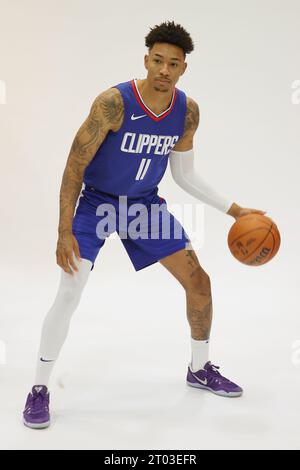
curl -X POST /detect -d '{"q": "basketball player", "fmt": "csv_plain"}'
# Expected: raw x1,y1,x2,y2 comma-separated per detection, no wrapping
23,21,266,429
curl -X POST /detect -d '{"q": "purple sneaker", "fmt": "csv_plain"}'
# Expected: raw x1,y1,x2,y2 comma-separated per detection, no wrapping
187,361,243,397
23,385,50,429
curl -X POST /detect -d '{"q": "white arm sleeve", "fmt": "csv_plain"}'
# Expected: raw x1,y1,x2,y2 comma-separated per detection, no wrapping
169,148,233,214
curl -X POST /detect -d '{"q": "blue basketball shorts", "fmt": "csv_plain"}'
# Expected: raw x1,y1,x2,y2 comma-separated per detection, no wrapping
72,185,190,271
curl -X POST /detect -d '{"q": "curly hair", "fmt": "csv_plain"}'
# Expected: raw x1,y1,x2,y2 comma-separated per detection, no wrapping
145,21,194,57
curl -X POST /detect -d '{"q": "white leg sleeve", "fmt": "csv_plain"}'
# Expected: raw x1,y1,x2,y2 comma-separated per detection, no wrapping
35,258,93,387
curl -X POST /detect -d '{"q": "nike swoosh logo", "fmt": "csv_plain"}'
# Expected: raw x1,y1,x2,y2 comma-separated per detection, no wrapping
40,357,54,363
131,114,147,120
192,373,208,385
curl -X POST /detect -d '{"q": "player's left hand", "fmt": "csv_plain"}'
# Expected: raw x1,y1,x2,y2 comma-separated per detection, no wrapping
233,207,267,221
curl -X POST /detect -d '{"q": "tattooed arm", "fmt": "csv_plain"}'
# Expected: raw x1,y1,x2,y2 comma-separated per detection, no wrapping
172,96,200,152
57,88,124,274
170,97,266,217
169,98,235,215
169,96,235,214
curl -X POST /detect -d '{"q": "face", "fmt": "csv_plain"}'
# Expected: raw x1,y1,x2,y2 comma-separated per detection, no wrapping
144,42,187,92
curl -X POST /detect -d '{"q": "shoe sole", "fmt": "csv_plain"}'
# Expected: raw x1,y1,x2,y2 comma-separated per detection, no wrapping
23,419,50,429
187,381,243,397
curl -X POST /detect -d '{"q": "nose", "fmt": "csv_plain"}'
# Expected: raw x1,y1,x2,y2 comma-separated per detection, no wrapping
159,63,169,76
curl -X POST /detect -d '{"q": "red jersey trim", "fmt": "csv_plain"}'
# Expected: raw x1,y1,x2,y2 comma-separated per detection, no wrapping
130,79,177,122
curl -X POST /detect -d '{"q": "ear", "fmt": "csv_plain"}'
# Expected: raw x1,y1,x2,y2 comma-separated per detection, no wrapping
144,54,149,70
181,62,188,76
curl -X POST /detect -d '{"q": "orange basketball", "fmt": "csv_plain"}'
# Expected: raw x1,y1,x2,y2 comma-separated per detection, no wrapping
227,214,281,266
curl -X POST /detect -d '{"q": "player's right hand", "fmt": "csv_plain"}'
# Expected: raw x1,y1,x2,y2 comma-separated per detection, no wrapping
56,231,81,275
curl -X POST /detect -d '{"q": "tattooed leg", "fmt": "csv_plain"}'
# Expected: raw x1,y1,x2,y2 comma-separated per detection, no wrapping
186,272,212,340
159,247,213,340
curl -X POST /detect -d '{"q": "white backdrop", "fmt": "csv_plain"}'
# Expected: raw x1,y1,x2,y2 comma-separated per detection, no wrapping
0,0,299,450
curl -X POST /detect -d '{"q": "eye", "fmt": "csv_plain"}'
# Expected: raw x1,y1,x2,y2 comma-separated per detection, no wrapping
154,59,161,63
171,63,178,67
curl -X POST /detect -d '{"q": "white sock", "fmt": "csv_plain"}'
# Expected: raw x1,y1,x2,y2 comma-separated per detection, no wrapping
34,258,93,388
191,338,209,372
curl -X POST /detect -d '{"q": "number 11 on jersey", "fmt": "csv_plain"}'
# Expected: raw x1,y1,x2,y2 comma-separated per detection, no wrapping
135,158,152,180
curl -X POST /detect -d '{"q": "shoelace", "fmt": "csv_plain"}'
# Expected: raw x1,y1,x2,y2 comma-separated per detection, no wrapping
26,392,48,413
209,364,220,374
207,364,231,383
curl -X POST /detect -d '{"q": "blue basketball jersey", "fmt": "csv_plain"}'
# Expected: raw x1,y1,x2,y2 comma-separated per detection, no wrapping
83,78,187,198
